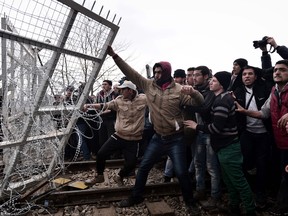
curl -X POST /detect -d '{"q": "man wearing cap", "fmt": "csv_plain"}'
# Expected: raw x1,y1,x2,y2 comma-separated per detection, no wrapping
107,46,203,215
184,71,255,215
173,69,187,85
83,80,147,186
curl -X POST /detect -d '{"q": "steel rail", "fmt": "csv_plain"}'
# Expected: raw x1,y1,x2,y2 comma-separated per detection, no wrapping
36,182,182,207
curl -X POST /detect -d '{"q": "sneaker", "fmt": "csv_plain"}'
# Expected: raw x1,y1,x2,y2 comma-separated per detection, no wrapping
268,205,288,216
85,174,104,186
201,197,221,210
119,196,144,207
113,175,124,186
193,189,206,201
186,204,201,216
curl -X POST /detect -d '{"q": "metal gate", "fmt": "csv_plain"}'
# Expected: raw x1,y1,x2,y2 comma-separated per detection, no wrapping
0,0,119,212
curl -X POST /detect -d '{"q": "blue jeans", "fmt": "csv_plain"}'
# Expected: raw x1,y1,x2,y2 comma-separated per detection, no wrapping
164,157,174,178
195,132,221,198
131,133,194,204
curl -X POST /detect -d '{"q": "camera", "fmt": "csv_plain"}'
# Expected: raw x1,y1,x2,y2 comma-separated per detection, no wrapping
253,36,269,49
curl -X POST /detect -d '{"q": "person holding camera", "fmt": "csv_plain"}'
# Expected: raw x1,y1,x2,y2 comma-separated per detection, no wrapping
257,36,288,87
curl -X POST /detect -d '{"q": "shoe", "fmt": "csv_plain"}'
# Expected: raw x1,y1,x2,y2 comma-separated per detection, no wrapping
255,200,267,210
85,174,104,186
201,197,221,210
245,212,256,216
113,175,124,186
164,176,171,183
268,205,288,216
193,189,206,201
128,170,136,178
186,204,201,216
119,196,144,207
255,194,267,210
247,168,257,175
91,153,97,160
229,205,241,216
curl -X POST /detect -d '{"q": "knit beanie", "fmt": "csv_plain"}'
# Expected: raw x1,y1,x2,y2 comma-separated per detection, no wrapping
234,58,248,68
214,71,231,91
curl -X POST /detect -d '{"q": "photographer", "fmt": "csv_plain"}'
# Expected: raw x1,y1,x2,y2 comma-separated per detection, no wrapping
258,37,288,87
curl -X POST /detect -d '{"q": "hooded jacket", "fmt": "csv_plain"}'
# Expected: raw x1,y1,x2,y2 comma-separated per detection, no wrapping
112,56,204,136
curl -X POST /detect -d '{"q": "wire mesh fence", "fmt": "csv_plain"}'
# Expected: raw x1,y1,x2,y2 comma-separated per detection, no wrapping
0,0,119,214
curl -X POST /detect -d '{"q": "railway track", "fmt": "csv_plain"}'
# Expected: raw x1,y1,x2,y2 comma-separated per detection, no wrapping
20,159,273,215
34,158,182,206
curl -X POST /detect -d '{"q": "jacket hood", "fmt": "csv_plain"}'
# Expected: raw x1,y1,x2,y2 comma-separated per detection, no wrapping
153,61,172,86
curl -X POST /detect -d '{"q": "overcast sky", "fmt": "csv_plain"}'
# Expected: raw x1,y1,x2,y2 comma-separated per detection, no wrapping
79,0,286,76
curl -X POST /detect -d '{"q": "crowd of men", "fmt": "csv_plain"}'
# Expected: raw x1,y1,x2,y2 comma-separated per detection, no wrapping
54,36,288,216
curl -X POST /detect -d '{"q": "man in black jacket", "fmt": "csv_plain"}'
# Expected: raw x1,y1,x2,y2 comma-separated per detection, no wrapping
233,65,273,209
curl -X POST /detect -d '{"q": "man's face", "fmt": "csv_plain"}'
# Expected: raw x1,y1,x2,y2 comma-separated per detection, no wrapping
209,76,222,92
273,64,288,84
154,67,162,81
232,62,241,75
186,70,194,86
193,70,206,86
102,82,111,91
174,77,186,85
242,69,257,87
120,87,132,99
65,90,73,98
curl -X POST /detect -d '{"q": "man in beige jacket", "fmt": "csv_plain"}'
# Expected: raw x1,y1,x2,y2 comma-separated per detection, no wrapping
84,80,147,186
107,46,204,215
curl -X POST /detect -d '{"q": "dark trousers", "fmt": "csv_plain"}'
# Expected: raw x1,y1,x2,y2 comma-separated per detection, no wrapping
98,119,115,148
131,133,195,205
96,134,139,178
277,149,288,209
240,130,270,199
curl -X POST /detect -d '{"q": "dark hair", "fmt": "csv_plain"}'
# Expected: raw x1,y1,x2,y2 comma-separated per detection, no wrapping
275,59,288,67
187,67,195,71
118,76,129,85
102,80,112,86
194,66,210,76
242,65,263,78
66,85,75,91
